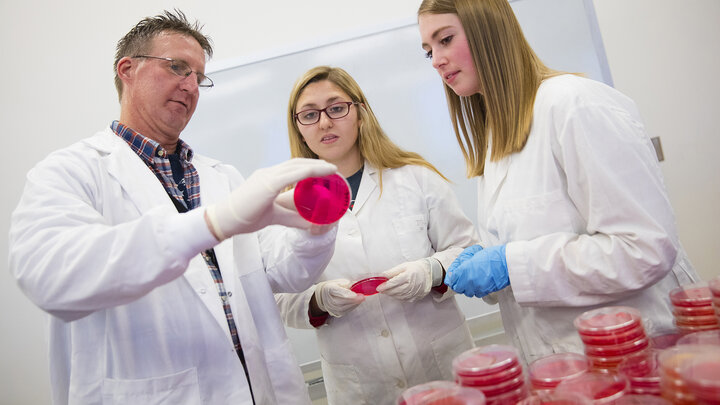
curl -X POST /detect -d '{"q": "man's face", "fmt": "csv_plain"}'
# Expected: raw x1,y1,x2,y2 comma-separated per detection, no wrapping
120,32,206,142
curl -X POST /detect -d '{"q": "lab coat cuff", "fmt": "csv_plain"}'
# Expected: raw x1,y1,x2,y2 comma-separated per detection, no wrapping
505,241,536,303
166,208,219,261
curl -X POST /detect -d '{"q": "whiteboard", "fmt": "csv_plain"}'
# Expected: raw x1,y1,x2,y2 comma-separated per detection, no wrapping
183,0,612,365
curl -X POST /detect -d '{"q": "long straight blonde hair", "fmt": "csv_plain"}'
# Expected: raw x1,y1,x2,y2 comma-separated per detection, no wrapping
418,0,564,177
287,66,449,190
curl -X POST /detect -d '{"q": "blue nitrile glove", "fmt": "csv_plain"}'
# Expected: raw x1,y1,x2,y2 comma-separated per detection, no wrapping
445,245,509,298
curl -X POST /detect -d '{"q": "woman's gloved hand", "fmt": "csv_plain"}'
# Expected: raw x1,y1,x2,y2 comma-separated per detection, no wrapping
314,279,365,318
205,158,337,240
445,245,510,298
377,258,443,302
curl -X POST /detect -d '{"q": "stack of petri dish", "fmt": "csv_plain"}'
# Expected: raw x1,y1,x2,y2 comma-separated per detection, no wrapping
527,352,590,393
574,306,650,371
657,344,716,404
710,275,720,324
669,282,720,334
452,345,528,404
677,348,720,405
617,349,662,396
554,372,629,404
397,381,487,405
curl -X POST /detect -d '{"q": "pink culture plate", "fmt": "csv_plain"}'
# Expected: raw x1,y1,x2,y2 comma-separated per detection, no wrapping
293,173,351,224
350,277,388,296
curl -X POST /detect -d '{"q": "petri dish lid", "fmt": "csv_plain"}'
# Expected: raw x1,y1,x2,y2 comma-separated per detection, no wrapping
617,349,661,386
350,276,388,296
672,304,716,316
293,173,351,224
528,352,591,389
657,344,718,380
452,345,520,378
555,372,628,404
669,282,713,307
673,313,719,326
676,329,720,346
397,380,487,405
574,306,642,336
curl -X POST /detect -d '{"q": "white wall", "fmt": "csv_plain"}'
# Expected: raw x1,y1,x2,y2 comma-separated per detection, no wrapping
1,1,717,403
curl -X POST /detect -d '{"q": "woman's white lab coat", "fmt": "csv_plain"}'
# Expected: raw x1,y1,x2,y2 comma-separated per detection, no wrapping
276,163,479,405
478,75,698,364
9,128,335,404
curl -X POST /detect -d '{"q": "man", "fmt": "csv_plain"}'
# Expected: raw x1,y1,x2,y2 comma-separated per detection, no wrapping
9,10,338,404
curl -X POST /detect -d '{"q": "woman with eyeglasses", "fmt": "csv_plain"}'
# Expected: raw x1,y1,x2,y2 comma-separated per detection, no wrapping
418,0,699,364
274,66,479,404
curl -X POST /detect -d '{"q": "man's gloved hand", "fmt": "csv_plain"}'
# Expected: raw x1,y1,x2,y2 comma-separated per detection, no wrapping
445,245,510,298
205,158,337,240
314,279,365,318
377,258,443,302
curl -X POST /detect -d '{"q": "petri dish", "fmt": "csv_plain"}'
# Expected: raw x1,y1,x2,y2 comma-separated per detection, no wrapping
672,304,716,317
456,364,523,387
673,313,719,327
574,306,642,336
517,391,592,405
528,352,590,390
676,329,720,346
669,282,713,307
397,381,487,405
617,349,661,390
555,372,629,404
677,349,720,403
459,375,525,397
578,323,646,346
453,345,520,378
293,173,351,224
583,336,650,357
350,276,388,296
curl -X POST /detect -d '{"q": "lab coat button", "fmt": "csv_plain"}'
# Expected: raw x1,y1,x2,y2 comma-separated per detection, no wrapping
227,291,233,297
380,329,389,337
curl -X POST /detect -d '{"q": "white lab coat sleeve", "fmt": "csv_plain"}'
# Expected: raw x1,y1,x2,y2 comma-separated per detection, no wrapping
509,100,678,306
258,225,337,293
275,288,317,329
9,150,219,322
413,167,480,301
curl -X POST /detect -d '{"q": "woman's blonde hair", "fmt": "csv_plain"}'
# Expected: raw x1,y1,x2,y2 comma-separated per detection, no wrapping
418,0,564,176
287,66,449,190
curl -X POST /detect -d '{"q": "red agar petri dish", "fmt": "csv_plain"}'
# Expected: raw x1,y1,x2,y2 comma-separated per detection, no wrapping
294,173,351,224
574,306,642,336
578,324,646,346
673,304,716,316
555,372,629,404
678,350,720,403
528,352,591,390
350,276,388,296
617,350,661,389
669,283,713,307
584,336,650,357
453,345,520,378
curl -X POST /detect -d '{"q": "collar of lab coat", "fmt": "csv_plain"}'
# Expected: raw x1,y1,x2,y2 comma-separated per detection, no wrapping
84,127,238,346
351,161,377,214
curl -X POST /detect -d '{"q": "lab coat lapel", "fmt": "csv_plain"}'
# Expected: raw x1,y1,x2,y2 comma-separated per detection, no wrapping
481,142,512,210
351,162,377,214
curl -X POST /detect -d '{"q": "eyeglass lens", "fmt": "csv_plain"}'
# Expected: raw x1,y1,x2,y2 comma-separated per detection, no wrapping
296,102,352,125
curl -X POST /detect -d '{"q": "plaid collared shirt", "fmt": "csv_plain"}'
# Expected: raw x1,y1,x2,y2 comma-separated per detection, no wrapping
111,121,245,359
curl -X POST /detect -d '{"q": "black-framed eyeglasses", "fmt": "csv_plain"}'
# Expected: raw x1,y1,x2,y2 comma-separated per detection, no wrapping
132,55,214,88
294,101,359,125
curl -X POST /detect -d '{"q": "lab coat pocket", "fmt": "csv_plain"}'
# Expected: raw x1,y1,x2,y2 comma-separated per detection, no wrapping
102,367,201,405
430,322,474,380
321,359,367,405
392,215,430,260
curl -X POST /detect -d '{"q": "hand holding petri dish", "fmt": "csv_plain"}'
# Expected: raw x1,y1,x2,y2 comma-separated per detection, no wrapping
294,173,351,225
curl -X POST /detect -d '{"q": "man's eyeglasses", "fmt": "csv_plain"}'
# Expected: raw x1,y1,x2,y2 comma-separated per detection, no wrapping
294,101,360,125
132,55,214,88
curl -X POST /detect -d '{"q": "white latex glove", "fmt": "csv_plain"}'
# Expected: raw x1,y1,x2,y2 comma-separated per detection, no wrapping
377,257,444,302
205,158,337,240
315,279,365,318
